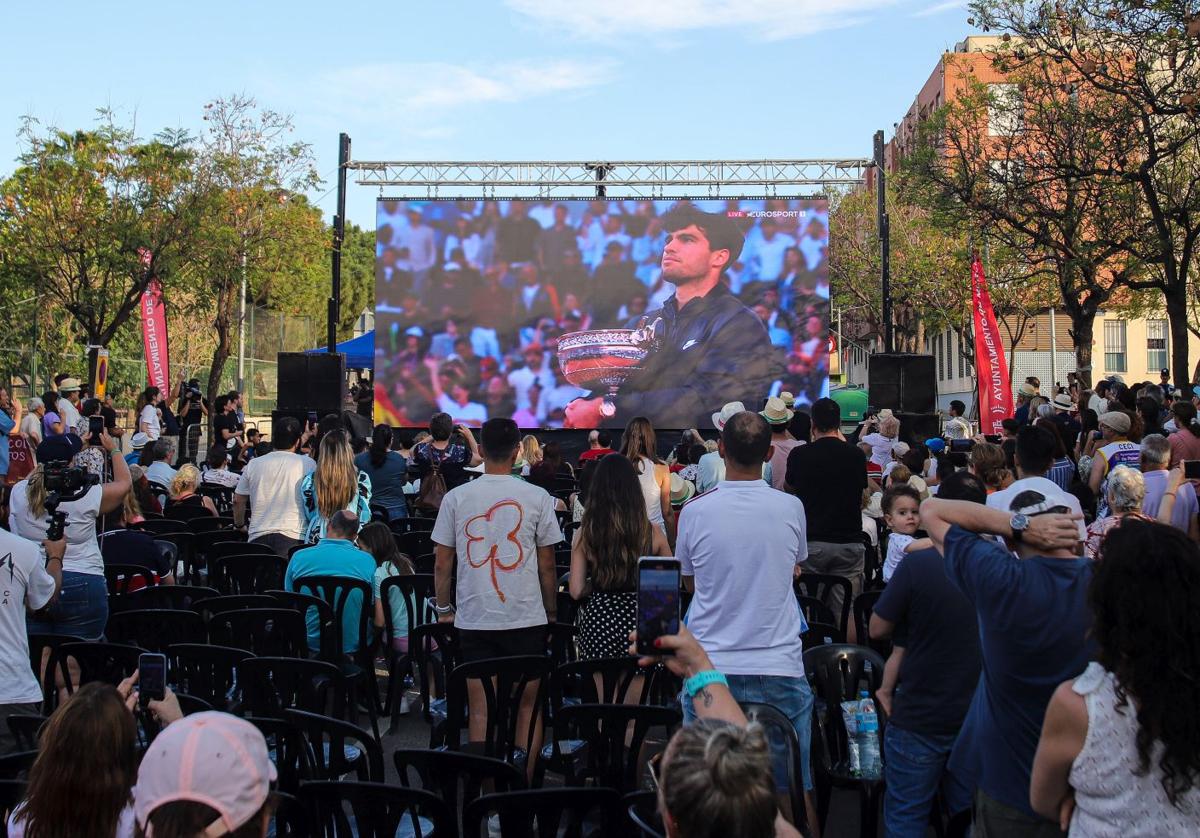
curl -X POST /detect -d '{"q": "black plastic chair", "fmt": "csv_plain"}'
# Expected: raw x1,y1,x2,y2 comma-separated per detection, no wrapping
444,655,552,769
44,642,146,711
394,529,434,559
265,590,337,662
410,622,461,747
271,790,310,838
802,621,847,647
393,749,526,836
624,790,666,838
153,532,200,584
0,751,35,781
553,656,657,715
244,715,313,795
114,584,219,612
208,539,276,564
378,574,435,731
167,643,251,712
27,633,84,694
106,608,205,653
288,574,379,739
192,529,245,569
174,693,215,715
285,709,383,782
209,608,310,658
412,553,436,575
191,593,280,621
197,485,235,516
303,779,453,838
539,703,680,792
239,657,345,719
5,714,46,752
743,701,811,833
464,787,621,838
210,554,287,595
164,502,217,525
853,590,891,658
104,563,159,597
187,515,235,534
804,643,887,838
796,573,853,638
401,516,435,533
133,517,186,537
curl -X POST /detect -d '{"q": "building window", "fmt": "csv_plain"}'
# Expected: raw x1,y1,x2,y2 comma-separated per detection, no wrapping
1104,319,1127,373
988,83,1022,136
936,335,944,381
958,329,967,378
1147,319,1168,373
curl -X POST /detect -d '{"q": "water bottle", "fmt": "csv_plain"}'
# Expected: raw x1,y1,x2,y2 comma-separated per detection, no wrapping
856,690,881,780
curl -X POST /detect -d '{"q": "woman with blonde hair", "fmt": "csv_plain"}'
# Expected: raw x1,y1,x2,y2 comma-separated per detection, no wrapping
619,416,673,538
299,429,372,543
519,434,542,475
164,464,218,520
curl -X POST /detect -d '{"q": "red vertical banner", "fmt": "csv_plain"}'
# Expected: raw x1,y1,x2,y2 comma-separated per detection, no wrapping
139,247,171,392
971,255,1013,434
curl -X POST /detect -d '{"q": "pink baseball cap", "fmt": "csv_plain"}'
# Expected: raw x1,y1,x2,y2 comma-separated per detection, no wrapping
134,712,277,836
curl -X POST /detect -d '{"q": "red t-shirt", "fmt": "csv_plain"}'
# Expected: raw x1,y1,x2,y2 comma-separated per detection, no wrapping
578,447,615,464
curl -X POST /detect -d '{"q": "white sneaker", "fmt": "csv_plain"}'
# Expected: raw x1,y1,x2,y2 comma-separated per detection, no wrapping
487,814,503,838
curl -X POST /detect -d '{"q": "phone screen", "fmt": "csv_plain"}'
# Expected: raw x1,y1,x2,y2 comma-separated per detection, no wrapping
1185,460,1200,481
950,438,975,454
637,559,681,656
88,416,105,445
306,411,319,425
138,653,167,706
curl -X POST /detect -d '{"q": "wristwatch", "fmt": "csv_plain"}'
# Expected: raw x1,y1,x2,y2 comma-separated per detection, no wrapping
1010,512,1030,543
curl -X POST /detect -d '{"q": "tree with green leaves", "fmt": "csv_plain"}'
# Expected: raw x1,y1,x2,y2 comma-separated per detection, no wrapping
970,0,1200,386
0,111,202,384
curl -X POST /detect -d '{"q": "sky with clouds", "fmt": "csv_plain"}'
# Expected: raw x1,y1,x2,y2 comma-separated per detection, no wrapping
1,0,976,227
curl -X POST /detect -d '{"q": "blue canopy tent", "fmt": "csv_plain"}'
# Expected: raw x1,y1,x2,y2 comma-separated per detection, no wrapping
306,330,374,369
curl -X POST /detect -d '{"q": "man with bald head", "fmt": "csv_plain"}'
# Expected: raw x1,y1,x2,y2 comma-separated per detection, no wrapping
675,409,818,833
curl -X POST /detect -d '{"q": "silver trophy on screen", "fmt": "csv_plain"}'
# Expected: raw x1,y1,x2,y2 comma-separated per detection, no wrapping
558,317,663,418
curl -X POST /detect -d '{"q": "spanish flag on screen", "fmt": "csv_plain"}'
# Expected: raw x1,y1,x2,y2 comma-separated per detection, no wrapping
374,388,405,427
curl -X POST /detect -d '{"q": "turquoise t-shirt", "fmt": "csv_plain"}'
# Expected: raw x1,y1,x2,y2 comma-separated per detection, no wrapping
284,539,376,655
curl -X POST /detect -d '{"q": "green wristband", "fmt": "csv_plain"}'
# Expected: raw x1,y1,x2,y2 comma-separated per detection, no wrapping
684,670,728,698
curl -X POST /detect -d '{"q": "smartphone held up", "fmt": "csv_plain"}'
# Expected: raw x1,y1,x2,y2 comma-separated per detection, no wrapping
636,557,681,656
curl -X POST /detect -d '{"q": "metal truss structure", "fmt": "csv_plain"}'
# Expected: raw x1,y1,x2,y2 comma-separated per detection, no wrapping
346,158,871,198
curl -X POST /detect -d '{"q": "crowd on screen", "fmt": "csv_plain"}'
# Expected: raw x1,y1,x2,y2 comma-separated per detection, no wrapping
373,199,831,427
0,365,1198,837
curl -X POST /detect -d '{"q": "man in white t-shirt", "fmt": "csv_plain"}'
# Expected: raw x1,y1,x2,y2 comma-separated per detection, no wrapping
0,527,64,753
944,400,971,440
987,425,1088,544
677,410,816,826
432,417,561,769
233,417,316,557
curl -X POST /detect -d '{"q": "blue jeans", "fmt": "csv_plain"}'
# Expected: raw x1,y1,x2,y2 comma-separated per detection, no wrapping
26,571,108,640
883,725,971,838
682,673,814,792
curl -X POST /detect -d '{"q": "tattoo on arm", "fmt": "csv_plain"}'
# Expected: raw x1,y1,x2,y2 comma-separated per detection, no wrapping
698,687,713,708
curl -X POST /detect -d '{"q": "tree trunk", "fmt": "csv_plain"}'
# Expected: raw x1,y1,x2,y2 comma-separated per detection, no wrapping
1070,311,1095,392
1164,283,1191,388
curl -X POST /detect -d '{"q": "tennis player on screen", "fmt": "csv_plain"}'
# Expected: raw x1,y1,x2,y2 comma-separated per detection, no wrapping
565,202,773,430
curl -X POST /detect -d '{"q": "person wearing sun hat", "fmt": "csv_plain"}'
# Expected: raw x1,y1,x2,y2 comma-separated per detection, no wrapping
54,377,83,431
1087,410,1141,515
779,391,796,410
762,396,802,491
697,401,771,493
126,432,150,466
669,472,696,509
133,711,277,837
1014,381,1040,426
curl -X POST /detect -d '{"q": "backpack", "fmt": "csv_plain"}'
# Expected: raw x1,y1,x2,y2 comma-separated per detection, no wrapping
415,446,448,512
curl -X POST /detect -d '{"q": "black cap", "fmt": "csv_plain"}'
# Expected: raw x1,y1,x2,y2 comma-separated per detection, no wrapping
36,433,83,464
1161,368,1170,376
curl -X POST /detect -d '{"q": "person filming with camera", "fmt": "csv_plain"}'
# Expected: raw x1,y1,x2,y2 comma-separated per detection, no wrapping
8,432,131,641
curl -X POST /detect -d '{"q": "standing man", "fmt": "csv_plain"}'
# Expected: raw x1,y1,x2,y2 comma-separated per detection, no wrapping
565,202,773,430
0,526,65,754
762,396,801,492
921,487,1093,836
785,398,868,632
432,418,561,776
676,410,819,838
19,397,43,446
577,430,614,465
944,400,971,440
398,208,437,295
55,377,83,431
233,417,316,557
1139,434,1200,540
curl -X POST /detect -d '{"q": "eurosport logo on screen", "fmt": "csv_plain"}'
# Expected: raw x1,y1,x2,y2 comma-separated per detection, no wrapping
373,198,830,429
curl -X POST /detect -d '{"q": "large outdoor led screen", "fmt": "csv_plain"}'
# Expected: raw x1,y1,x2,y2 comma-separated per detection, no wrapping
374,198,830,430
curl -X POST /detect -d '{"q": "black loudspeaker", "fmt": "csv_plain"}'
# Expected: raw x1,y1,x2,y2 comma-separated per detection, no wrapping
277,353,309,411
276,352,345,416
897,413,942,446
869,353,936,414
307,353,345,417
342,410,373,444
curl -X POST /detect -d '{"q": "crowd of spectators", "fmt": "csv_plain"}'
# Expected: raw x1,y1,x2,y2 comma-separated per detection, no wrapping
0,364,1199,837
374,199,832,428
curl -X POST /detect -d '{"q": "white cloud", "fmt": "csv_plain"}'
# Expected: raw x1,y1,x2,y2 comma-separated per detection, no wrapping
306,59,616,128
913,0,966,17
506,0,900,41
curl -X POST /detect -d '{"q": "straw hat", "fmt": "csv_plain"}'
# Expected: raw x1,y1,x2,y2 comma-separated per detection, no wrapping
760,397,794,426
670,473,696,506
711,401,746,431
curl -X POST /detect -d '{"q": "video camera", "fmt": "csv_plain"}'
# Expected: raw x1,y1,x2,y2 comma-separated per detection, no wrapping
181,378,202,401
42,460,99,541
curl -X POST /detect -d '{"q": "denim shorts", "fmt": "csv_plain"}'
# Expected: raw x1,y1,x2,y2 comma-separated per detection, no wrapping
26,571,108,641
682,673,814,792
